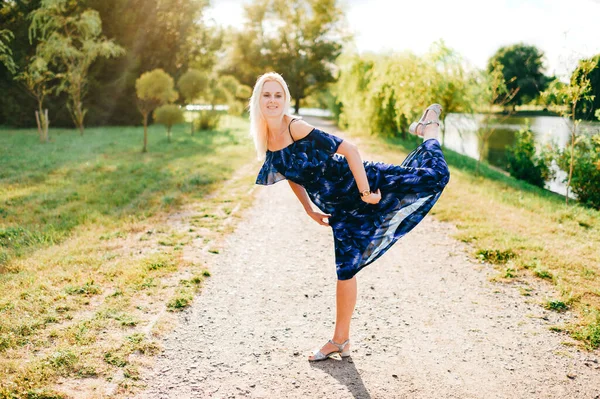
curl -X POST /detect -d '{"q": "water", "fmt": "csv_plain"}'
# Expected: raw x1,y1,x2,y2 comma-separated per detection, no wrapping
442,114,600,196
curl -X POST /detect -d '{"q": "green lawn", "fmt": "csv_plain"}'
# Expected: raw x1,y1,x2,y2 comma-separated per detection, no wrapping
0,117,257,397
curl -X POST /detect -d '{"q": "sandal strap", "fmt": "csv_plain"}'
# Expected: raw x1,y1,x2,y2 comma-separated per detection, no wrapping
421,120,440,127
328,339,350,351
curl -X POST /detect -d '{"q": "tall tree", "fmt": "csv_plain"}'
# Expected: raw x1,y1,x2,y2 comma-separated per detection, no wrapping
83,0,220,126
543,58,598,204
574,54,600,120
0,0,45,127
29,0,125,135
0,29,17,74
223,0,349,114
474,62,519,174
488,43,550,109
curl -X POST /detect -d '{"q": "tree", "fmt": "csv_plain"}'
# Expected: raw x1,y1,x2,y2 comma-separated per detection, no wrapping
154,104,185,142
177,69,209,135
223,0,348,114
488,43,550,109
82,0,220,126
136,69,178,153
0,29,17,74
542,58,598,204
29,0,125,135
427,40,475,146
15,56,55,142
473,62,519,174
574,54,600,120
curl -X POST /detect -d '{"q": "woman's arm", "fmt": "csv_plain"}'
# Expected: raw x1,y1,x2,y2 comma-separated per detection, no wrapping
336,141,381,204
288,180,331,226
288,180,313,213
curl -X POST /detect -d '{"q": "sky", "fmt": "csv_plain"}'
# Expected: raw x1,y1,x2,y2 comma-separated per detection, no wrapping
205,0,600,79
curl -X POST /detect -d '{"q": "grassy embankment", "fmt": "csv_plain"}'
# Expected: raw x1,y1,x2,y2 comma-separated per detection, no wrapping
0,116,257,397
353,130,600,350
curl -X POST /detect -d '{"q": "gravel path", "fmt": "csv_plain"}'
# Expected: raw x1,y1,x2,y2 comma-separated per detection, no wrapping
136,119,600,399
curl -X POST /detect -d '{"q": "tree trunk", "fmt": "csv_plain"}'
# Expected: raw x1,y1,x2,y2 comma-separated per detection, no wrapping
35,110,43,142
142,113,148,153
44,109,49,142
294,98,300,115
167,126,171,142
566,126,575,204
76,100,84,136
190,120,194,136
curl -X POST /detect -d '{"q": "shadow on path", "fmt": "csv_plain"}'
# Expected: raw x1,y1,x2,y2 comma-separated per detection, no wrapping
310,356,372,399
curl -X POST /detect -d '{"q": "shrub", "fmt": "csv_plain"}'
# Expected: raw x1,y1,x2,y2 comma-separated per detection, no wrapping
153,104,185,142
195,110,221,131
556,134,600,209
506,125,554,187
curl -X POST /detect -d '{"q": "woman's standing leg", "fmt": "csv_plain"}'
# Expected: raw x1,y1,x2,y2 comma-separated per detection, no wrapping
308,276,356,360
333,276,357,344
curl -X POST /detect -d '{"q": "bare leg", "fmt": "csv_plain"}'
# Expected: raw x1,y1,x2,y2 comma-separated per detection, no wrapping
420,109,440,141
308,276,356,360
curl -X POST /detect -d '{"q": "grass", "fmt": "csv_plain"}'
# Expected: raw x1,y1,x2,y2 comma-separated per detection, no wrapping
0,116,258,398
349,129,600,349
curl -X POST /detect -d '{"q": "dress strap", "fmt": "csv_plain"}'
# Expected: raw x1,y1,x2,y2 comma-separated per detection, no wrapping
288,118,299,142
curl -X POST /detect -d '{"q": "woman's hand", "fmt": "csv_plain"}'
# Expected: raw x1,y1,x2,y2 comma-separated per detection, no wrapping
307,210,331,226
361,188,382,204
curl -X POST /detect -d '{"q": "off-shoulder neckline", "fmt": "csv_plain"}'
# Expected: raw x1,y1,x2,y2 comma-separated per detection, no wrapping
266,128,316,153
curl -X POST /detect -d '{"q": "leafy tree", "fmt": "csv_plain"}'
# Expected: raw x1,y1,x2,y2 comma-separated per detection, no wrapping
488,43,550,109
427,40,475,145
473,62,519,173
177,68,209,135
542,58,598,204
224,0,348,114
87,0,220,126
15,56,56,142
0,29,17,74
154,104,185,142
29,0,125,135
573,54,600,120
0,0,48,128
136,69,178,152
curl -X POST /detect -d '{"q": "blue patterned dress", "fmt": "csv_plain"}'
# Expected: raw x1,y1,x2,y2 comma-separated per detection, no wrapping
256,127,450,280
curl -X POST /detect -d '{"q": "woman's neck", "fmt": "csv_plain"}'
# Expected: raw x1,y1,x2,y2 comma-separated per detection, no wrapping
266,115,287,139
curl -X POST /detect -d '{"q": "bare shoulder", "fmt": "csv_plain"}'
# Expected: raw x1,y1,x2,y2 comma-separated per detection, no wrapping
288,118,315,141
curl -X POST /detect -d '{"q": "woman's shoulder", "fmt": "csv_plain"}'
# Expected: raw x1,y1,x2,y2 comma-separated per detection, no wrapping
288,116,315,141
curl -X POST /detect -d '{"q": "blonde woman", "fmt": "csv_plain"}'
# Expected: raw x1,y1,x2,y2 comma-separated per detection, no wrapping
252,72,449,361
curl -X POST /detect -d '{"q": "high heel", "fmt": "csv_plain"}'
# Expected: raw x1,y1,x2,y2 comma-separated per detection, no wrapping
409,103,442,137
308,339,350,362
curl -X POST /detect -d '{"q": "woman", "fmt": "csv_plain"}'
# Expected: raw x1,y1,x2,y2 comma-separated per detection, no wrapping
251,72,449,361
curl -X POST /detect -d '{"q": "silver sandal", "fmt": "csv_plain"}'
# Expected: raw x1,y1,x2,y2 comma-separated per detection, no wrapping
409,103,443,137
308,339,351,362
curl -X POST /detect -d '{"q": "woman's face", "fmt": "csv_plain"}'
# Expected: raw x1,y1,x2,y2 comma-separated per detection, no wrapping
260,80,285,118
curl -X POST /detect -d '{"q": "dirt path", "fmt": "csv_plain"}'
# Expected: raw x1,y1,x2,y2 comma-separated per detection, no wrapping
135,118,600,398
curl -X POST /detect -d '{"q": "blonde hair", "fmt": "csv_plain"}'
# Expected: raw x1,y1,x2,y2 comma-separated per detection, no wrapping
249,72,294,160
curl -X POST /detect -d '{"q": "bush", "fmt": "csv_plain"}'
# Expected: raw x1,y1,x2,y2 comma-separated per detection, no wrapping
506,126,554,187
153,104,185,142
556,134,600,209
194,110,221,131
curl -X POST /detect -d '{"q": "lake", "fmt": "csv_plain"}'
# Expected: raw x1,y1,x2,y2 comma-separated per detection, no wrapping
442,114,600,195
